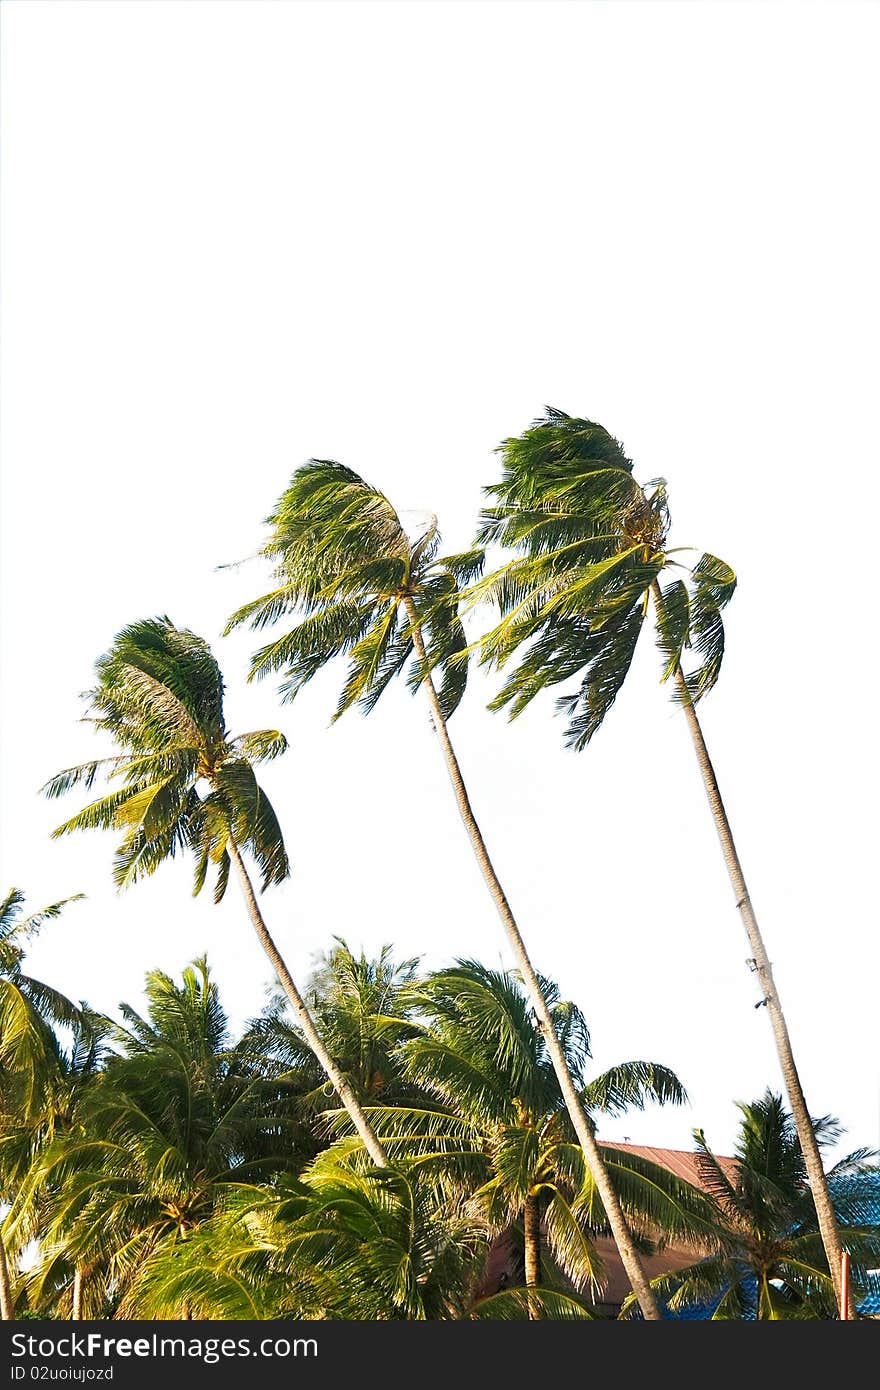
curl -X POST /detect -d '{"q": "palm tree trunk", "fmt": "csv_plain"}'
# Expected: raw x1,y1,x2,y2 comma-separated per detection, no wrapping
0,1230,13,1320
226,836,391,1168
404,601,662,1320
523,1191,542,1320
669,657,852,1317
71,1265,83,1320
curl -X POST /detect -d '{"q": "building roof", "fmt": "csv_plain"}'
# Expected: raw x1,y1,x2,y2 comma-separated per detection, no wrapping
598,1140,737,1189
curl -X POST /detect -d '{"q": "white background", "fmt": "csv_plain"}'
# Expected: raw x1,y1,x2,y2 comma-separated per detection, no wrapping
1,0,878,1163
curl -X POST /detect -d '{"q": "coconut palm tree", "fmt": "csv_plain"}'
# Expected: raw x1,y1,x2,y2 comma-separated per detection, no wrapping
0,888,90,1319
354,960,716,1316
42,617,389,1166
27,957,309,1316
247,939,425,1125
620,1091,880,1319
472,405,854,1312
226,461,665,1318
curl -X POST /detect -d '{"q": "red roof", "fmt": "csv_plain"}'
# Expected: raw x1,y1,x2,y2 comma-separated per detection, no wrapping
592,1142,737,1310
598,1140,737,1187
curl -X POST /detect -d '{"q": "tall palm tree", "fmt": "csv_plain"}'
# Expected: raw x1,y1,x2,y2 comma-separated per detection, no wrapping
358,960,715,1316
0,888,88,1320
27,957,308,1317
42,617,389,1166
226,461,665,1318
620,1091,880,1319
472,406,853,1312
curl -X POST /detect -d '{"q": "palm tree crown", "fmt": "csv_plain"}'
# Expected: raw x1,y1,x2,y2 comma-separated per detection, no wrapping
225,460,482,720
474,407,736,747
42,617,289,902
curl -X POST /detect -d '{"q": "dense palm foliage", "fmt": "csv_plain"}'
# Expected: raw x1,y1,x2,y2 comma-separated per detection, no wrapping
250,940,424,1114
0,889,97,1319
620,1092,880,1320
3,933,875,1321
24,959,306,1318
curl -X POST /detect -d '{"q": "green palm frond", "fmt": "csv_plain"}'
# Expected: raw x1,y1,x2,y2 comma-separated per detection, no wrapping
542,1188,607,1292
492,1127,540,1202
468,1285,600,1319
247,599,375,690
232,730,288,763
653,576,691,682
680,553,737,701
550,606,646,750
582,1062,688,1117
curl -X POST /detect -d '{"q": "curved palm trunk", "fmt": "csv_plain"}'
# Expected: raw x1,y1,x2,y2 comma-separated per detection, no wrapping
405,602,662,1320
71,1265,83,1320
0,1231,13,1320
225,837,390,1168
523,1192,542,1320
670,659,852,1317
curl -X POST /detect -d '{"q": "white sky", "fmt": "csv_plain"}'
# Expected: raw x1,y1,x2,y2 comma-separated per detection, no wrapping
1,0,878,1166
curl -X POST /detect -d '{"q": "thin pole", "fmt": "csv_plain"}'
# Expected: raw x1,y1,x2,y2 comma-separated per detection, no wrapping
840,1251,850,1320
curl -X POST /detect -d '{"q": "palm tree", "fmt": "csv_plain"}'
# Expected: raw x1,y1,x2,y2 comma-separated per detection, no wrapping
620,1091,880,1319
473,406,854,1314
226,461,665,1317
248,940,425,1122
364,960,715,1316
0,888,89,1319
42,617,389,1166
27,957,309,1316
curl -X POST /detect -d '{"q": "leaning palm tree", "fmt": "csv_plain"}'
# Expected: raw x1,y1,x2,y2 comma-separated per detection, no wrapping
472,406,852,1312
620,1091,880,1319
0,888,88,1320
42,617,389,1166
226,462,665,1318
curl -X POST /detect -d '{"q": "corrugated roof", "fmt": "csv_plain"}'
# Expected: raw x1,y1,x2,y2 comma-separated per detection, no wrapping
598,1140,737,1189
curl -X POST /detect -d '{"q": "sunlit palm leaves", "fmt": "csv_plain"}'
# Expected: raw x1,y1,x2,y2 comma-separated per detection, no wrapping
42,618,290,902
126,1149,602,1320
26,959,310,1316
0,890,103,1317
